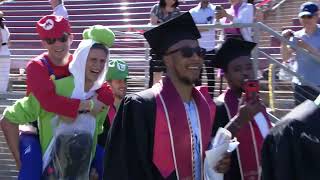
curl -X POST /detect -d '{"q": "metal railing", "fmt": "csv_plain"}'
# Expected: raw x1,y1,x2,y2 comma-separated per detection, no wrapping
255,0,287,12
8,22,319,120
107,22,320,121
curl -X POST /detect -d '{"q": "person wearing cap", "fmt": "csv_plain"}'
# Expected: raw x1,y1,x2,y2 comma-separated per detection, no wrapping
211,38,272,180
0,17,114,179
281,2,320,105
1,26,113,179
148,0,181,88
104,13,263,180
262,94,320,180
106,59,129,114
92,59,129,180
0,10,11,92
49,0,68,19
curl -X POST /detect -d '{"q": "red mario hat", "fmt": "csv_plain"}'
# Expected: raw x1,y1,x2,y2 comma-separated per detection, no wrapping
36,15,71,39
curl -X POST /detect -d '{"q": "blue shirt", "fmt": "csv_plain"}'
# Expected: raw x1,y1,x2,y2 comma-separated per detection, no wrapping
293,25,320,85
189,3,216,51
184,100,201,180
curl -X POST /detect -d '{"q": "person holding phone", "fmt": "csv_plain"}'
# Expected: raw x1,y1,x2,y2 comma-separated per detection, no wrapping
190,0,217,98
215,0,254,41
211,38,272,180
103,13,265,180
281,2,320,105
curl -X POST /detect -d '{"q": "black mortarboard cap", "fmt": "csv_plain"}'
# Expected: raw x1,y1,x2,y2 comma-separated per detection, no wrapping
213,38,257,70
143,12,201,56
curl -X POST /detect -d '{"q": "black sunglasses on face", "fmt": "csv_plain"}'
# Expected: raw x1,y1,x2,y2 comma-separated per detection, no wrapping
44,33,69,45
301,15,314,19
165,46,207,58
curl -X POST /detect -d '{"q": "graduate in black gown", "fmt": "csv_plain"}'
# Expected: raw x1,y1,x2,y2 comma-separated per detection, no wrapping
103,13,262,180
262,95,320,180
211,38,272,180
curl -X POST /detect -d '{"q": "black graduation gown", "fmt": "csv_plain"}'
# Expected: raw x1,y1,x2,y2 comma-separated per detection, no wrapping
97,114,111,147
212,100,241,180
262,100,320,180
103,89,178,180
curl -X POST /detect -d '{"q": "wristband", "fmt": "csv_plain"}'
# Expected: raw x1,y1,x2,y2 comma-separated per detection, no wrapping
89,99,94,111
78,110,90,114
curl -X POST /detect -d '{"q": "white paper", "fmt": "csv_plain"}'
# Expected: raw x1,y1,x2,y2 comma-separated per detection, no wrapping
254,112,269,138
204,128,239,180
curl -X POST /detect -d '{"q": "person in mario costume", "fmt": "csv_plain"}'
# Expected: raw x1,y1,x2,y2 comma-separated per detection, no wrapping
0,15,114,180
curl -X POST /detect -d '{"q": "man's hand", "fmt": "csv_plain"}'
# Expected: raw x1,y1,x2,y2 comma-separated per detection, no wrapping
226,97,264,136
281,29,294,39
90,94,106,117
215,8,227,20
150,15,159,25
0,118,20,170
215,153,231,173
15,159,21,170
238,98,264,125
296,38,311,50
89,168,99,180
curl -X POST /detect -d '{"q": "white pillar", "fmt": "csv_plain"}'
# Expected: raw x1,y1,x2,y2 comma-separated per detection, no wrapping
0,55,11,92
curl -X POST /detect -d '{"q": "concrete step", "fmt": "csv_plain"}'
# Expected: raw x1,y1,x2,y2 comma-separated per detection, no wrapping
0,169,18,178
0,93,24,100
0,164,17,172
0,147,11,154
0,153,15,163
0,175,18,180
270,108,291,119
274,98,295,109
0,158,16,165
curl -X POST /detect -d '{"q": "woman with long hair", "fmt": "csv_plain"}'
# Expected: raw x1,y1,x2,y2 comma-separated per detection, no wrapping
150,0,180,25
149,0,181,87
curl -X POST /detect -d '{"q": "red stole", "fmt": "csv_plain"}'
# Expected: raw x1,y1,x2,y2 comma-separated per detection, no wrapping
152,78,215,179
107,105,116,125
220,89,272,180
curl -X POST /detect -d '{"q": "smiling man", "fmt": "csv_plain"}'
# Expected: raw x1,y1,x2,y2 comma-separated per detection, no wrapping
104,13,263,180
94,59,129,179
1,30,113,179
212,38,271,180
0,16,114,180
281,2,320,105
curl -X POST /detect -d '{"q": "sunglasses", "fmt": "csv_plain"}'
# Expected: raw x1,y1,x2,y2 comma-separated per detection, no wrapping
44,33,69,45
165,46,206,58
301,15,314,19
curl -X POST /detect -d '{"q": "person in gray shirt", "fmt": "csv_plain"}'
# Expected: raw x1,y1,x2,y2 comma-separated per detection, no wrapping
281,2,320,105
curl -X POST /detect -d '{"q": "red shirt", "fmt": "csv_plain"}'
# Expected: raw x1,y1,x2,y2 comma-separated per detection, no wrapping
26,53,114,119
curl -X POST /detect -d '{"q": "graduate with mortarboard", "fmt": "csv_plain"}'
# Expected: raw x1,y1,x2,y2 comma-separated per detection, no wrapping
103,13,264,180
103,12,232,180
212,38,272,180
262,95,320,180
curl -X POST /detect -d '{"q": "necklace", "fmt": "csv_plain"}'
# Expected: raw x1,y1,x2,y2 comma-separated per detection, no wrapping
185,101,197,180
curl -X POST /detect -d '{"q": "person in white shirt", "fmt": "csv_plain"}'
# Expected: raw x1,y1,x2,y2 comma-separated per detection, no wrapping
190,0,216,97
49,0,69,19
0,11,11,92
216,0,254,42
